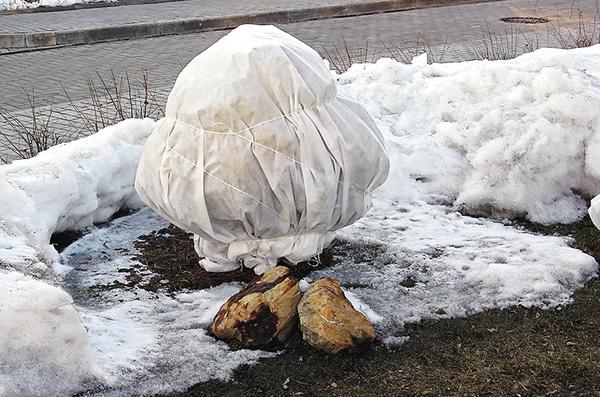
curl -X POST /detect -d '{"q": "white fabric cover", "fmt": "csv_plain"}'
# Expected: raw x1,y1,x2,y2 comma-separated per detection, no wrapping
135,25,389,274
589,195,600,229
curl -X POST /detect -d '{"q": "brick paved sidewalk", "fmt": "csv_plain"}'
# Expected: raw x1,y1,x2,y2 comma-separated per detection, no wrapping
0,0,597,156
1,0,595,107
0,0,419,34
2,0,593,35
1,0,513,51
0,0,596,162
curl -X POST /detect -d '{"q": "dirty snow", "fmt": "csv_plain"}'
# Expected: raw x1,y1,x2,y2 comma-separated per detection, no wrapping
339,46,600,224
304,204,596,335
0,119,155,397
60,209,273,396
313,44,600,335
0,0,111,11
1,46,600,396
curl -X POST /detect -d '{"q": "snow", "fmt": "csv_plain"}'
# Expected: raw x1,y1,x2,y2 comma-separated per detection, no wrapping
60,209,274,396
590,194,600,229
307,45,600,333
0,119,155,397
1,45,600,396
1,118,154,277
339,45,600,224
344,289,384,324
0,272,100,397
0,0,112,11
303,206,597,333
381,336,410,349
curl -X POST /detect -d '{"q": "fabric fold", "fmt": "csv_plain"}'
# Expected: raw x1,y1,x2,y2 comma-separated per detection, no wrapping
135,25,389,274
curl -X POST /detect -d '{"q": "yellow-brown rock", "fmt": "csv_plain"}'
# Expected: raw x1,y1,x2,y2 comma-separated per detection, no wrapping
298,277,375,353
209,266,300,347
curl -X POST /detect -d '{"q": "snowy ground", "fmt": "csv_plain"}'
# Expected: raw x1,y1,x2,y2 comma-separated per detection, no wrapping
1,45,600,396
0,0,111,11
55,197,596,395
60,209,271,396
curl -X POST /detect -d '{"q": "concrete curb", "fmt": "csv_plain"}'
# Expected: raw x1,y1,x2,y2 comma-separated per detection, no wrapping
0,0,503,51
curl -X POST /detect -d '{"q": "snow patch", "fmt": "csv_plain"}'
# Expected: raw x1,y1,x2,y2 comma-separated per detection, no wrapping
0,0,112,11
339,45,600,224
343,288,384,324
60,209,274,396
295,45,600,337
0,119,155,397
382,336,410,349
0,272,100,397
303,202,597,334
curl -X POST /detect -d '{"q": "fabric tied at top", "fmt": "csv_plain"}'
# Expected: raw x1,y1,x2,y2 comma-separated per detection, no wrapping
135,25,390,274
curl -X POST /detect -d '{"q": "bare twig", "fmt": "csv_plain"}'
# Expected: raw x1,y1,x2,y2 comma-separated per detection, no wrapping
0,70,164,163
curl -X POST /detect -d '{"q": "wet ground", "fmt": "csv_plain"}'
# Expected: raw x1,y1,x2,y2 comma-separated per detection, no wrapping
52,210,600,396
173,219,600,397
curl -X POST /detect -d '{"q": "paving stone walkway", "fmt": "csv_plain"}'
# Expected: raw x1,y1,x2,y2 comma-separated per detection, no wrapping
0,0,395,33
2,0,595,110
0,0,597,162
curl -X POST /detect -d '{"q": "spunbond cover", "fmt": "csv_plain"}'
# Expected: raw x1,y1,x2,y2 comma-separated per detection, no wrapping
135,25,389,274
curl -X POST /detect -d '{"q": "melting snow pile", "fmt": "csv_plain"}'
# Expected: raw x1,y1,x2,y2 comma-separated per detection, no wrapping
60,209,272,397
325,44,600,335
0,119,154,396
1,42,600,397
339,46,600,224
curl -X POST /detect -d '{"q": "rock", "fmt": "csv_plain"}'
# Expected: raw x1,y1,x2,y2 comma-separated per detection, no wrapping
209,266,300,347
298,277,375,353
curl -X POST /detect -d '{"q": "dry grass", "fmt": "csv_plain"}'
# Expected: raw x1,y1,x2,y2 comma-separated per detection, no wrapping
62,70,163,133
465,25,543,61
318,35,450,74
0,70,163,163
381,34,451,64
551,11,600,49
318,40,380,74
0,89,83,162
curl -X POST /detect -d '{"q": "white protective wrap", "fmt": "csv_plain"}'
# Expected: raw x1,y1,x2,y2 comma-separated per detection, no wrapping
589,195,600,229
135,25,389,274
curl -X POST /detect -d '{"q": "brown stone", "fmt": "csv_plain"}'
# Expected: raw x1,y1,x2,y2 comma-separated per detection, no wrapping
209,266,300,347
298,277,376,353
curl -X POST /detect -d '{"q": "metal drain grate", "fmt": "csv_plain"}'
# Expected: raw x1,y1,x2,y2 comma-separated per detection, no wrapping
499,16,550,24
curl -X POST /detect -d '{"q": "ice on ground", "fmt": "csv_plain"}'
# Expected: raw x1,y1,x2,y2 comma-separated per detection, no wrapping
339,45,600,224
303,202,597,334
0,119,155,397
0,0,111,11
60,209,273,396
